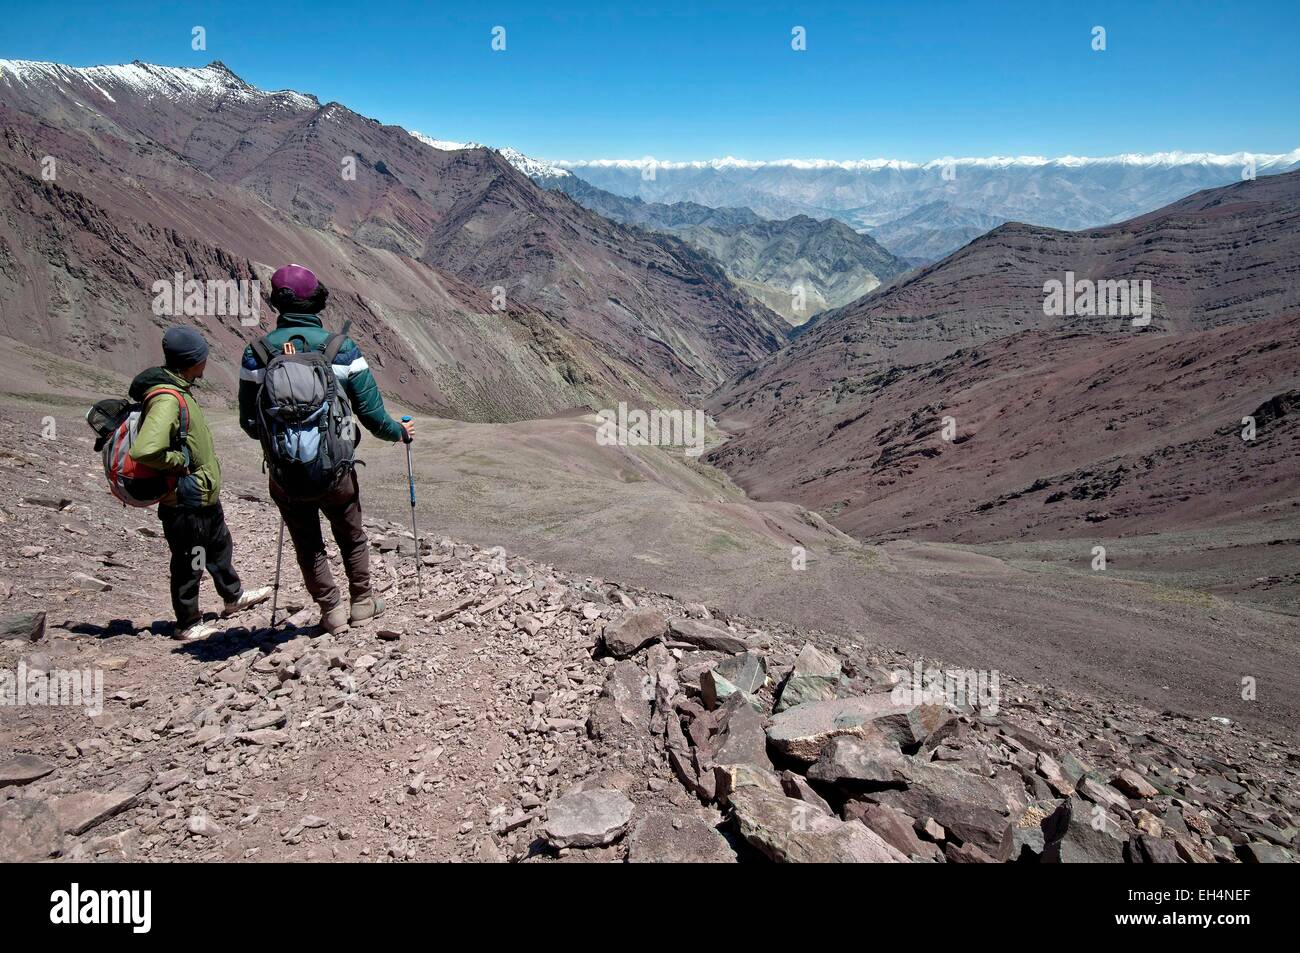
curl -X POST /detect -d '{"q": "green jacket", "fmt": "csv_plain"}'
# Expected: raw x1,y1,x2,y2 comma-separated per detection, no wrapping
126,367,222,508
238,312,403,443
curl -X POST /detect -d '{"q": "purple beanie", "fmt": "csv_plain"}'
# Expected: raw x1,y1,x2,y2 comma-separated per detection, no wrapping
270,264,319,299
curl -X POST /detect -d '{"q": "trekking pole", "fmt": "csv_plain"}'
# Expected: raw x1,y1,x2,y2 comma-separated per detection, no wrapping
270,516,285,627
402,416,422,599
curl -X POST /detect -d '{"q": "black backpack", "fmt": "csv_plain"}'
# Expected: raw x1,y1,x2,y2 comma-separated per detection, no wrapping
251,322,358,498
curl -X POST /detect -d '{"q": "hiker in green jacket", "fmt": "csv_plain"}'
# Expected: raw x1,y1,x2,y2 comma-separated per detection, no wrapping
130,327,271,640
239,264,414,634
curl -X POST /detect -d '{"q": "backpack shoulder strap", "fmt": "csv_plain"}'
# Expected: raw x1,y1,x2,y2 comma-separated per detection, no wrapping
144,387,190,448
321,320,353,365
250,335,275,368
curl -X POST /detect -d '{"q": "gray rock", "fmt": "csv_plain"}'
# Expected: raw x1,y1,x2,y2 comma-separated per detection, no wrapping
1242,841,1297,863
0,611,46,642
844,801,943,861
780,770,835,816
51,774,151,835
712,692,772,771
0,753,56,787
871,763,1016,859
602,609,667,658
667,618,749,654
704,651,766,706
767,694,946,763
1112,768,1159,799
542,788,634,849
713,761,785,806
775,642,842,712
1129,834,1181,863
1041,796,1127,863
187,814,222,837
0,798,64,861
729,784,909,862
1078,775,1131,813
587,660,651,740
1035,753,1076,796
627,811,738,863
1007,799,1058,859
807,735,909,786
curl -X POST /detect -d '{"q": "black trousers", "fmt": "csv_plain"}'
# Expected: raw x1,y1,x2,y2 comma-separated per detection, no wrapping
158,503,243,628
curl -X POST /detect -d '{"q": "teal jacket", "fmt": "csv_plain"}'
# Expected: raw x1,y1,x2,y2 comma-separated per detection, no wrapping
239,312,404,443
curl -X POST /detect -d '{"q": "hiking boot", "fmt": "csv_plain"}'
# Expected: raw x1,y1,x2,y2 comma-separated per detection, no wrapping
321,604,350,634
221,586,273,618
349,594,386,624
176,621,219,642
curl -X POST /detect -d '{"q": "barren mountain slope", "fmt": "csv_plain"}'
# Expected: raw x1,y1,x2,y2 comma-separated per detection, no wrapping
710,314,1300,549
0,59,784,415
707,172,1300,547
538,174,910,324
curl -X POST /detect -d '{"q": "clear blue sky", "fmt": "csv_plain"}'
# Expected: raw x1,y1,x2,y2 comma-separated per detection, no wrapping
2,0,1296,161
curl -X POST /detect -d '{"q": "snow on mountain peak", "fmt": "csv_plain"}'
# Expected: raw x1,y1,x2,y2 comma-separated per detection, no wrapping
495,147,571,179
553,149,1300,173
409,131,487,152
408,132,571,179
0,58,318,109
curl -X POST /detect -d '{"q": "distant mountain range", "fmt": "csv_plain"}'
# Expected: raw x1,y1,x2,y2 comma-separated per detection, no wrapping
865,201,1008,265
0,59,786,420
707,170,1300,543
416,138,910,324
555,150,1300,261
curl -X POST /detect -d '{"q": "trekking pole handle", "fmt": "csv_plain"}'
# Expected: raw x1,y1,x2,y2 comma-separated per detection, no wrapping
402,417,416,506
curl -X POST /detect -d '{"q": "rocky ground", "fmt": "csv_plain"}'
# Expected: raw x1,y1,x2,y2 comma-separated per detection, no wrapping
1,414,1298,863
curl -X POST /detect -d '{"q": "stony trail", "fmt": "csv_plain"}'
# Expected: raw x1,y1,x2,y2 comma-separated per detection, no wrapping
1,416,1298,863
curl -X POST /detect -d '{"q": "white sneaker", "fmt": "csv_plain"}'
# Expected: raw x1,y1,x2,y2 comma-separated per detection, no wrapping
222,586,273,618
177,621,219,642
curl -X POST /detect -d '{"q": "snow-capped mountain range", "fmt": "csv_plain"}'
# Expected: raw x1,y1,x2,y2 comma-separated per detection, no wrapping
413,127,1300,260
0,58,319,110
6,57,1296,265
553,150,1300,173
553,148,1300,237
409,131,571,180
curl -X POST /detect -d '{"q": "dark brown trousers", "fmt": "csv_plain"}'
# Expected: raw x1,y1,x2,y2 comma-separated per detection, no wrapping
270,470,370,611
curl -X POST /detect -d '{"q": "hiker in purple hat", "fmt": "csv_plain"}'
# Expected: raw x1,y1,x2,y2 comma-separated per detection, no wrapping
238,265,414,634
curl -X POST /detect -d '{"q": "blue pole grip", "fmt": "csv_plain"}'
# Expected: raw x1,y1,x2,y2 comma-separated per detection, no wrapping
402,417,416,504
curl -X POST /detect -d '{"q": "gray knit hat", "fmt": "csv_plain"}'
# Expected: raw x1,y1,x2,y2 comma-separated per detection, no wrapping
162,326,209,369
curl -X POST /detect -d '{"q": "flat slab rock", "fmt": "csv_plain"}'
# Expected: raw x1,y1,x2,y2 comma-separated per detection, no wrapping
627,811,738,863
667,618,750,654
0,610,46,642
50,774,151,835
767,694,947,762
775,642,842,712
542,788,634,849
0,798,64,861
602,609,667,658
0,753,56,787
730,784,909,863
